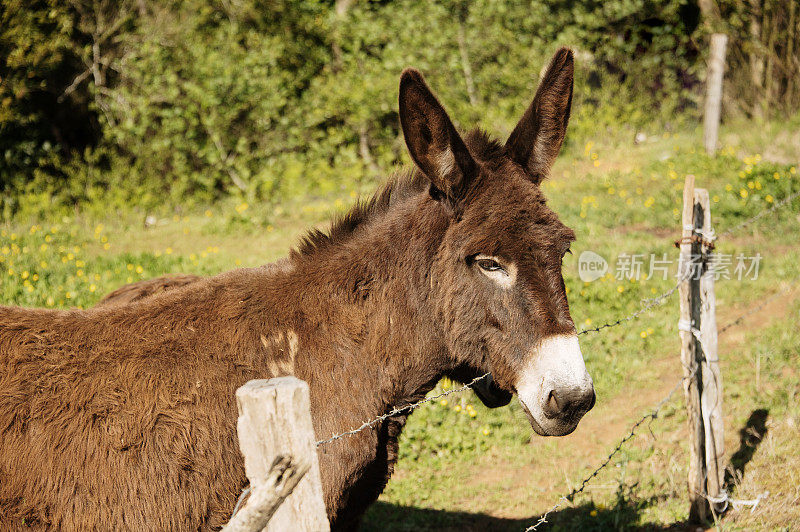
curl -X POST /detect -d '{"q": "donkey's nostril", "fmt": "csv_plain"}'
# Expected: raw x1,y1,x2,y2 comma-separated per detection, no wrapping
543,390,560,418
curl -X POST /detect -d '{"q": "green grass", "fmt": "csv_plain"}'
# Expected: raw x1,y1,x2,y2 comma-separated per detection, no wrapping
1,120,799,530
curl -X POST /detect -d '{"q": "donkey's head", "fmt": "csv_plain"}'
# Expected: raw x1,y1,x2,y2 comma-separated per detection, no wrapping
400,49,594,436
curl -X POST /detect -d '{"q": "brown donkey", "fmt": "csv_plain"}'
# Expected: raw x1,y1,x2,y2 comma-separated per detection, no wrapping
0,48,594,530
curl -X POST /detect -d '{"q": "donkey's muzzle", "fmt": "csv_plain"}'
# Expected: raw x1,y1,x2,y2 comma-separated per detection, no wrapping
514,334,595,436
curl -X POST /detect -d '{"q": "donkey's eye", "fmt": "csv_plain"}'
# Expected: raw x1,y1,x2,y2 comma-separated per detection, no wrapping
473,254,516,288
476,258,502,272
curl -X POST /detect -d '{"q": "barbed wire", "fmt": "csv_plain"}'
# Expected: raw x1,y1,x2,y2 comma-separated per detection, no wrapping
316,278,689,447
315,372,491,446
718,284,795,334
718,188,800,238
316,278,685,448
524,376,687,531
523,279,795,531
316,276,698,448
577,280,681,336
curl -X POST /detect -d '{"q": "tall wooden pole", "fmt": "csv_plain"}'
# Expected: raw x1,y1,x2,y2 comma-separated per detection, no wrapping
679,176,726,522
704,34,728,155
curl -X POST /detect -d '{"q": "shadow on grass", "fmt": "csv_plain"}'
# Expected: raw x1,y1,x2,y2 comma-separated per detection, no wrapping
724,408,769,490
362,491,695,531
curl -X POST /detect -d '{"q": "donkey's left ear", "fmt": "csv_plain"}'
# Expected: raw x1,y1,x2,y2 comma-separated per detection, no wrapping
505,48,574,184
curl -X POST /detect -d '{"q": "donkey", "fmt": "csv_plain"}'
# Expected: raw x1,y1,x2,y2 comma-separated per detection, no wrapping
0,48,594,530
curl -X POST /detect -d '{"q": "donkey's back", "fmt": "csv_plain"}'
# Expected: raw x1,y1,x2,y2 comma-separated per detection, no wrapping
0,272,268,530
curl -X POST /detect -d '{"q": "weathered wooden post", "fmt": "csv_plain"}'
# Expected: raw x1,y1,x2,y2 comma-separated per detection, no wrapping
703,34,728,155
678,175,725,522
226,377,329,532
678,175,706,521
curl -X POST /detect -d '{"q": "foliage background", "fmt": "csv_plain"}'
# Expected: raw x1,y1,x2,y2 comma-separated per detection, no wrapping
1,0,798,218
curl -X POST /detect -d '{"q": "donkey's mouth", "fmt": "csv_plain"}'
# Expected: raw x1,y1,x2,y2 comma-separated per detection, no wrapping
518,400,549,437
518,397,584,437
472,373,513,408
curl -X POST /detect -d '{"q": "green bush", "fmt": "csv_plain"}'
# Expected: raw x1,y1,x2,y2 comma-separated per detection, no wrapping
2,0,794,219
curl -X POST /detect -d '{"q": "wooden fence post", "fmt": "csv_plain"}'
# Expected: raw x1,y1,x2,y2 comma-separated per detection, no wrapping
678,176,725,522
703,33,728,155
229,377,329,532
679,175,706,522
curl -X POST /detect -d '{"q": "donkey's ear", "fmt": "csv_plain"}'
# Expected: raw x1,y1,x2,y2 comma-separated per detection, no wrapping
505,48,574,184
399,68,477,205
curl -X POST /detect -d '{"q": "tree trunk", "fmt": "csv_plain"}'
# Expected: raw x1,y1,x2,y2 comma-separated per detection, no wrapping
786,0,797,108
358,124,381,177
704,34,728,155
456,20,479,107
331,0,355,72
749,0,764,119
763,5,778,115
697,0,721,32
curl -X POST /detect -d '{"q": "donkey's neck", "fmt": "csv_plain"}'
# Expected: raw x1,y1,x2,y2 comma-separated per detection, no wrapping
283,191,452,430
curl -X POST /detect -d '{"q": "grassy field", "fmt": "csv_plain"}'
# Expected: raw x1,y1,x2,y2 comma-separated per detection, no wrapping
1,120,799,530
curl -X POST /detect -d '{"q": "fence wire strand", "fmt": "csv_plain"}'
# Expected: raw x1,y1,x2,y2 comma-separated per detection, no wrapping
577,280,681,336
718,188,800,238
524,376,688,531
718,284,795,334
316,280,683,448
316,279,689,447
315,372,491,446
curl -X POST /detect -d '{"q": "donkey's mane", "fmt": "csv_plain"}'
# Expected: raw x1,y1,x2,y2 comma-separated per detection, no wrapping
295,129,504,256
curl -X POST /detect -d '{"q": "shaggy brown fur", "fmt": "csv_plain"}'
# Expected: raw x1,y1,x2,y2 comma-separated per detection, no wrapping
96,260,293,308
0,49,583,531
97,274,202,306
